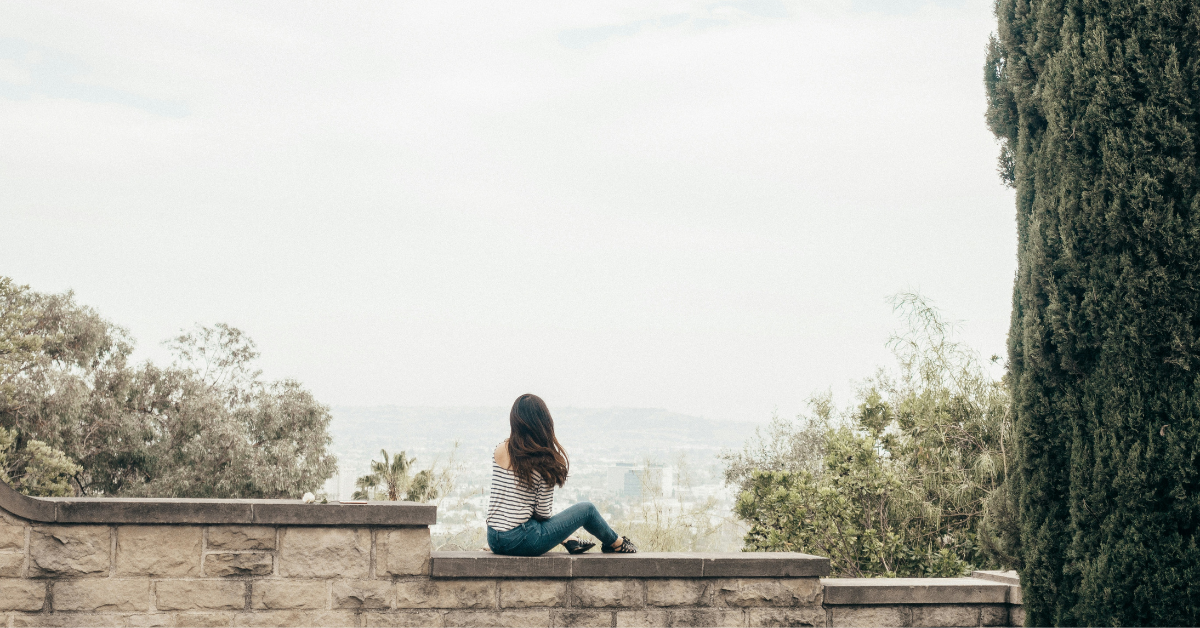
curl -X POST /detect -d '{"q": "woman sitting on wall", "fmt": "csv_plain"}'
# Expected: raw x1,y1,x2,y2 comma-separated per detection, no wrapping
486,393,637,556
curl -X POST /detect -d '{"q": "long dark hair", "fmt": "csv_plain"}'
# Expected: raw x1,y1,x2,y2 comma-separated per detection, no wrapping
507,393,569,488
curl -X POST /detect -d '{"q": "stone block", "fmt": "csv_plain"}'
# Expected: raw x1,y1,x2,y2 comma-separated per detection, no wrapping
970,570,1019,586
208,526,276,551
55,499,253,525
831,606,910,628
116,525,203,576
572,579,643,608
911,604,981,627
11,613,127,627
251,580,328,610
170,613,238,627
573,553,701,578
719,578,822,607
229,610,359,627
28,525,110,576
0,579,46,611
156,580,246,611
981,605,1010,627
253,502,435,526
0,551,25,576
53,578,149,612
747,607,827,627
670,609,747,627
647,579,710,607
431,552,570,578
395,579,495,609
501,580,567,608
552,610,614,627
822,578,1008,605
446,610,552,627
1009,607,1025,627
378,527,433,576
702,552,830,578
127,614,173,627
333,579,393,609
616,610,670,627
0,524,25,550
205,552,273,577
362,611,446,627
278,527,369,578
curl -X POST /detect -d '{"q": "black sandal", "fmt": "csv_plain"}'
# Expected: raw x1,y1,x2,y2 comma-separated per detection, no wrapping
601,536,638,553
563,539,595,554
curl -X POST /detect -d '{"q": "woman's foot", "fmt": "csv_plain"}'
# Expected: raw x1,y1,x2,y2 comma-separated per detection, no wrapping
562,539,595,554
602,536,638,553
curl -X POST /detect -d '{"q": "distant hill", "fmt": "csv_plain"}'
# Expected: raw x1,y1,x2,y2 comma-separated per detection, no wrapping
328,406,763,468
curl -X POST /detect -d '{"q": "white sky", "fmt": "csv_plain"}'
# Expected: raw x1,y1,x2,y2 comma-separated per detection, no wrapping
0,0,1015,423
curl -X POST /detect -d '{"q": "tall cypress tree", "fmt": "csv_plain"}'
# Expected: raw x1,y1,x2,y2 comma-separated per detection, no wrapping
986,1,1200,625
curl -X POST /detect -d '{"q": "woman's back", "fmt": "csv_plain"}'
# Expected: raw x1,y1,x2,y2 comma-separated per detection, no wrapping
485,439,553,531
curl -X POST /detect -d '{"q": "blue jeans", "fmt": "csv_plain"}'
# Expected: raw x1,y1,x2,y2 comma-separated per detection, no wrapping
487,502,619,556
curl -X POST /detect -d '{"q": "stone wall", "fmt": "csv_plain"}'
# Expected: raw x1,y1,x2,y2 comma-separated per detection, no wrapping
821,575,1022,627
0,520,433,626
0,482,1022,627
0,480,440,627
422,551,828,627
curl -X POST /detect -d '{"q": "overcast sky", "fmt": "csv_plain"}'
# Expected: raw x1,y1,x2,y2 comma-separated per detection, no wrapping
1,0,1014,423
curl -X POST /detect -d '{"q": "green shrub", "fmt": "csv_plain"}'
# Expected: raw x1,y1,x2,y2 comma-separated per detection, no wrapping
732,294,1015,576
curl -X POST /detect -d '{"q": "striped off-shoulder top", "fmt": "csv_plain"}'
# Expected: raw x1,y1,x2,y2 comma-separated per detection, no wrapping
485,440,554,532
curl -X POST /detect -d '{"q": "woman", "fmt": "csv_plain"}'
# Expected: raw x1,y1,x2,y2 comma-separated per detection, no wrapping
486,393,637,556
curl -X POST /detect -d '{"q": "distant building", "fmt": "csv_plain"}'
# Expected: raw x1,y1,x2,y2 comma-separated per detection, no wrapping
608,463,674,499
606,463,635,494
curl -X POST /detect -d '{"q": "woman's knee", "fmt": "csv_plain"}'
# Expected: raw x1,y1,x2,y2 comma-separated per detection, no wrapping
577,501,599,515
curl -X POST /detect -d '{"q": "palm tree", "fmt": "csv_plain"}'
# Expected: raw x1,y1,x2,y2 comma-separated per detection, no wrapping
406,469,439,502
352,449,415,501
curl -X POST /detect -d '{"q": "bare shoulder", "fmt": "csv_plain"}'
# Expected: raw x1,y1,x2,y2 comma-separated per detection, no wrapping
494,440,512,470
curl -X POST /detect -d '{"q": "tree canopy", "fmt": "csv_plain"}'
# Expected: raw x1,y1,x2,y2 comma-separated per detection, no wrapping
0,276,337,498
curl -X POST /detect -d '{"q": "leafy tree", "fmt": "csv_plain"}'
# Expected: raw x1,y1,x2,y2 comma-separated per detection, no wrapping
732,294,1015,576
0,277,337,498
986,1,1200,623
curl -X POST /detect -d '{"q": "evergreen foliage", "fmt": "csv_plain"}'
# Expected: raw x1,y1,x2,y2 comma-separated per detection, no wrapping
986,1,1200,624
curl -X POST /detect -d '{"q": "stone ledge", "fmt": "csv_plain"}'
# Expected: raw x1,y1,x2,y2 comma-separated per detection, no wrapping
971,570,1022,605
431,551,830,579
0,480,436,526
970,570,1019,586
821,578,1013,605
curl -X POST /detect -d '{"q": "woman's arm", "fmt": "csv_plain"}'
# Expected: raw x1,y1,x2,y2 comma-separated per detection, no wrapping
533,478,553,521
